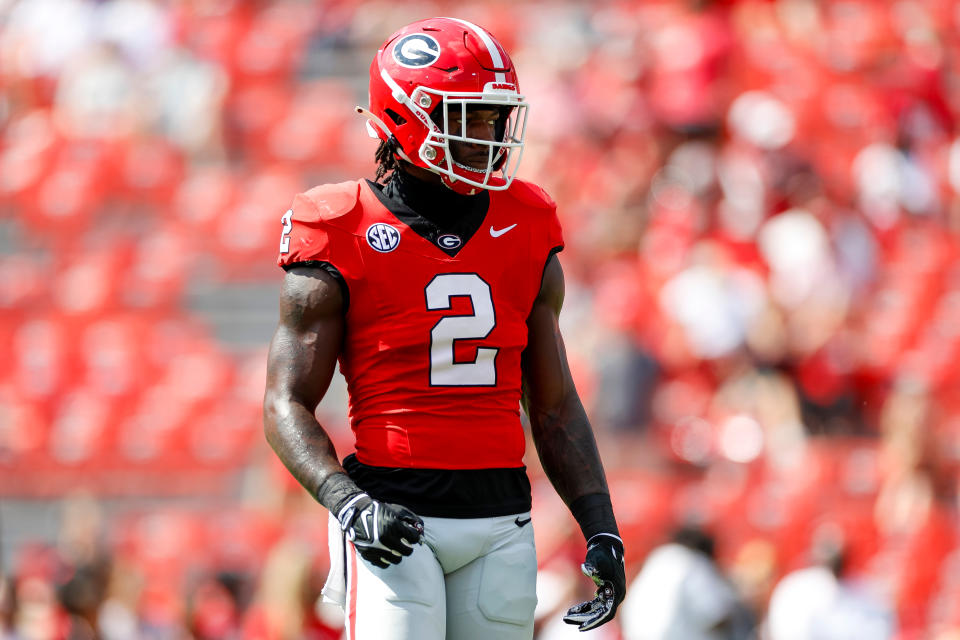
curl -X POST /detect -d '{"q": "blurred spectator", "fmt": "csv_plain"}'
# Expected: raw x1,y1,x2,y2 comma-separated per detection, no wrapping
53,42,141,140
590,330,659,432
620,525,753,640
727,538,779,633
659,240,766,361
0,0,98,83
96,557,142,640
53,495,111,640
57,494,106,570
873,379,957,632
187,571,246,640
765,524,895,640
0,574,16,639
9,544,64,640
57,561,109,640
144,46,228,158
241,539,339,640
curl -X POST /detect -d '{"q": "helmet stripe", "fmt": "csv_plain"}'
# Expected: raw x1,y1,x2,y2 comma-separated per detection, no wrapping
379,67,439,133
444,17,507,83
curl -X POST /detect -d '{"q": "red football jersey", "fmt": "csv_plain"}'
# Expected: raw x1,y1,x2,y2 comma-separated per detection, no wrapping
277,179,563,470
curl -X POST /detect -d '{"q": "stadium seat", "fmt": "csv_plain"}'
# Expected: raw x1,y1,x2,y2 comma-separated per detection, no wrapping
47,387,122,470
26,157,102,245
51,249,131,318
0,384,49,464
124,137,184,202
211,166,302,277
119,224,193,311
229,2,312,86
609,469,681,567
11,315,78,402
0,109,61,218
188,396,259,467
170,165,239,235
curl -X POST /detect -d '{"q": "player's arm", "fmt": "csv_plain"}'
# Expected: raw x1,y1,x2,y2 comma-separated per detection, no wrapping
263,266,345,499
263,266,422,567
521,253,626,631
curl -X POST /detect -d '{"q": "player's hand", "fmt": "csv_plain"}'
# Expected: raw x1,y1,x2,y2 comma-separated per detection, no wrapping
563,533,625,631
337,493,424,568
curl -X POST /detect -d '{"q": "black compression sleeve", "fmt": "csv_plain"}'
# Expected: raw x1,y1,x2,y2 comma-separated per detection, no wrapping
569,493,620,542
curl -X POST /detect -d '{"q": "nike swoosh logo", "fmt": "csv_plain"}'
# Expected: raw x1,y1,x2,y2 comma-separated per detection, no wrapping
515,516,532,528
490,223,517,238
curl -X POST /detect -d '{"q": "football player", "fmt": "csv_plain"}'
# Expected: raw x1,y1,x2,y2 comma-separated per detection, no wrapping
263,17,625,640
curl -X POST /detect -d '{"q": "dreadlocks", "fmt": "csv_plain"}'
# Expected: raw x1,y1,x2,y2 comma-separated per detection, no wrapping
374,137,401,184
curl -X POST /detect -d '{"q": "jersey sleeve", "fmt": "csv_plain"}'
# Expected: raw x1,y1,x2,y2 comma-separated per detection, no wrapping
276,184,363,282
510,178,564,255
546,204,564,255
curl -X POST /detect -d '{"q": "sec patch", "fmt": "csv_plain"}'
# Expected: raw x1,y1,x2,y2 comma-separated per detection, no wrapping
366,223,401,253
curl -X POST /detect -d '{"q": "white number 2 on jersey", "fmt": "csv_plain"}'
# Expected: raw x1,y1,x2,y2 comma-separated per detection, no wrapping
279,209,293,254
425,273,498,386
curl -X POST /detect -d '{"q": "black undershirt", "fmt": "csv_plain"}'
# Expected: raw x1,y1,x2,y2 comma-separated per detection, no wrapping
343,454,531,518
366,170,489,256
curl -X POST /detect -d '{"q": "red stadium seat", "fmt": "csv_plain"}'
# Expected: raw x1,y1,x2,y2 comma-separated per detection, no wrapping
50,248,133,319
119,224,194,311
47,388,123,469
26,158,102,246
229,2,312,86
187,396,259,467
609,469,681,567
228,347,269,413
211,166,302,277
263,81,353,169
114,386,194,467
0,384,49,465
170,165,239,235
11,315,79,402
115,136,185,208
78,315,151,400
0,255,50,313
0,109,61,217
224,82,293,165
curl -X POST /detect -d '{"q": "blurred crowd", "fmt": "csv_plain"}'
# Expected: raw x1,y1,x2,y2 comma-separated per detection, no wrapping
1,0,959,638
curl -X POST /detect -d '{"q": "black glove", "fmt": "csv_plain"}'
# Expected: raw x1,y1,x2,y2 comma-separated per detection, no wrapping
336,493,424,569
563,533,626,631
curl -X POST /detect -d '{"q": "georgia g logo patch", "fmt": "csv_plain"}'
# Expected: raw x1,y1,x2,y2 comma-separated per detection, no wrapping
366,223,401,253
437,234,461,249
393,34,441,68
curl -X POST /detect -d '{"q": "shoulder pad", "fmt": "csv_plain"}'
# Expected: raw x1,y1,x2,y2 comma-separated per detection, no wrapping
296,181,362,222
507,179,557,210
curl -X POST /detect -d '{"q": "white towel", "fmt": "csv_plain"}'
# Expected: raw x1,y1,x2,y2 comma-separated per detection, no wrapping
321,513,348,607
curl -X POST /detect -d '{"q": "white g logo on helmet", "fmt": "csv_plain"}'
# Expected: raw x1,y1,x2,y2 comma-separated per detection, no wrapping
393,34,441,68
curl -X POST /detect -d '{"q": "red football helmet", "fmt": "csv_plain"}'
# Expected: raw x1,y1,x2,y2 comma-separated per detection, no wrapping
358,17,528,194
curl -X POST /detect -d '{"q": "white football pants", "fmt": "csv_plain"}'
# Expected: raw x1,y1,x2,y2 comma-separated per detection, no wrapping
323,512,538,640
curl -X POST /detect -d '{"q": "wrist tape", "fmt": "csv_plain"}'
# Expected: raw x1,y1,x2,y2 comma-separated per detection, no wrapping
316,472,363,513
